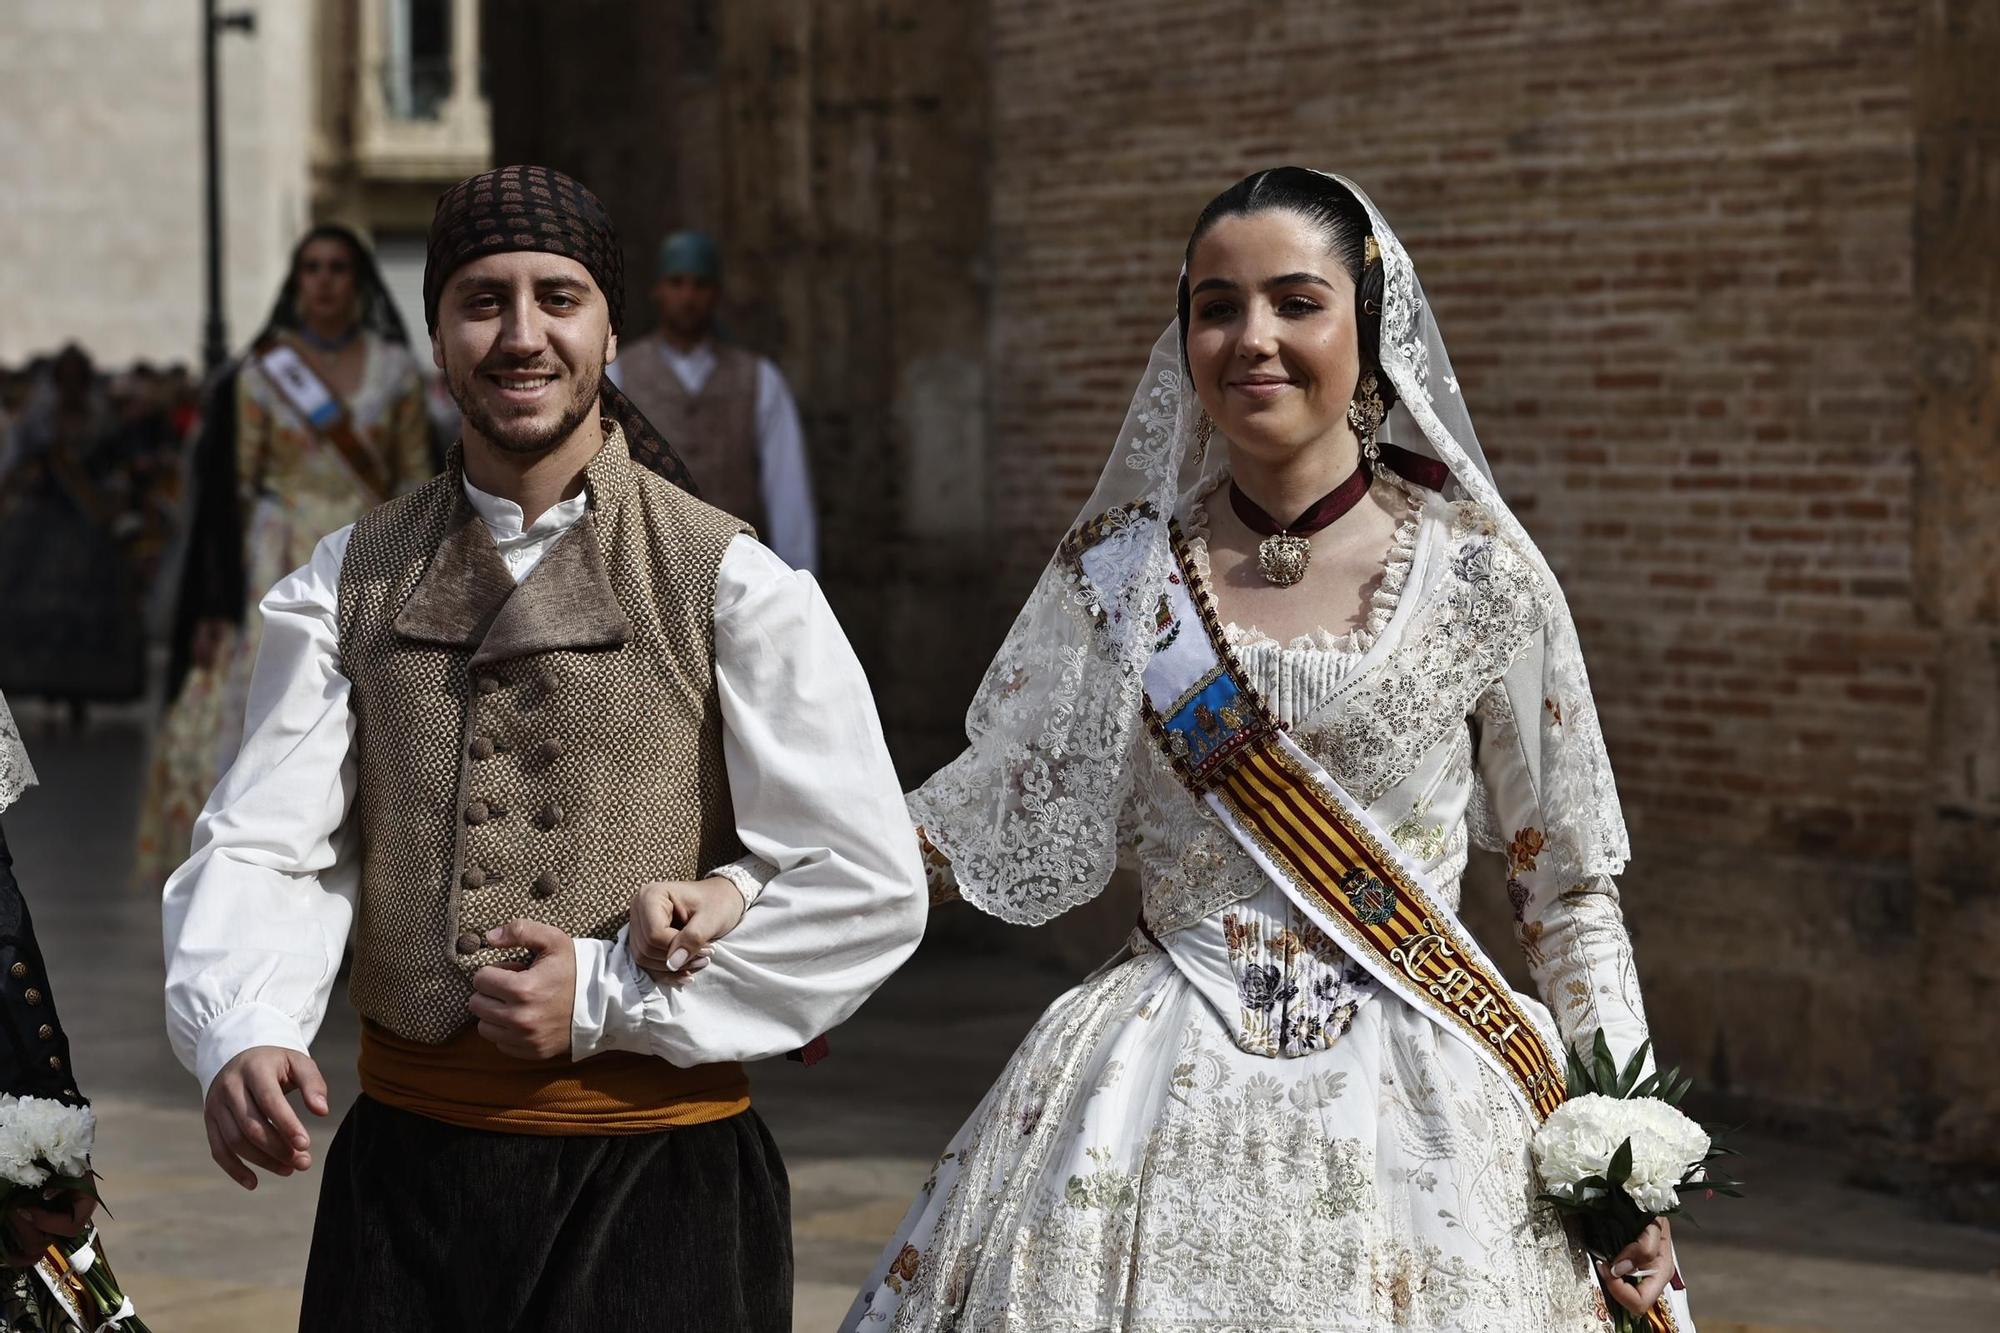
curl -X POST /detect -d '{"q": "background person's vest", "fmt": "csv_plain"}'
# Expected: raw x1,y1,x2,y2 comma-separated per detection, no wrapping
618,335,765,535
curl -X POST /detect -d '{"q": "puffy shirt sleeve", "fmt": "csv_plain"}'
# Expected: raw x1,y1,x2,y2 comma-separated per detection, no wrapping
572,536,927,1065
161,527,361,1093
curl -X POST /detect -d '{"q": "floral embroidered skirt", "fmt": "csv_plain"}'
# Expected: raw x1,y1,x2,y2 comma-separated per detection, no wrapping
843,928,1652,1333
135,496,344,887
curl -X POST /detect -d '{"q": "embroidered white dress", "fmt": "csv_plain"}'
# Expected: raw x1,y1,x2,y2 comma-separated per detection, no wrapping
846,477,1653,1333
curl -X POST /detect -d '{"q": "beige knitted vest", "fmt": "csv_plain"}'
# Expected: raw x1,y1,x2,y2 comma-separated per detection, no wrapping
617,335,765,533
336,423,748,1043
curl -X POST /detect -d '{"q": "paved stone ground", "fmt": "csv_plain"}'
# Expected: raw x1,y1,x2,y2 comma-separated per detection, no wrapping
3,709,1993,1331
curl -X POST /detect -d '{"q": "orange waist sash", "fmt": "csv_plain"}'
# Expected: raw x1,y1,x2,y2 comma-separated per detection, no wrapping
358,1022,749,1137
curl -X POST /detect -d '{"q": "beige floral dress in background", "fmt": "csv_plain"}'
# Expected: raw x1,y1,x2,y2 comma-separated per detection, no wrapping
135,333,430,884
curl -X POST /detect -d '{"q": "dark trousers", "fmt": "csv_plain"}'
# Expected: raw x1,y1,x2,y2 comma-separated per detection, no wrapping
299,1095,792,1333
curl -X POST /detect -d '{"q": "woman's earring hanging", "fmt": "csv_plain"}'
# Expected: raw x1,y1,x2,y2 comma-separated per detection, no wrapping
1348,372,1385,465
1194,411,1215,467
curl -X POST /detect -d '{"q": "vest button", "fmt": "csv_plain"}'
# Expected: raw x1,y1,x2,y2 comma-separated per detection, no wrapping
24,989,42,1006
37,1025,53,1041
47,1056,61,1072
460,868,486,890
539,802,564,831
537,737,564,763
469,736,495,760
476,674,503,694
9,963,26,980
532,870,562,899
463,801,490,826
455,931,483,955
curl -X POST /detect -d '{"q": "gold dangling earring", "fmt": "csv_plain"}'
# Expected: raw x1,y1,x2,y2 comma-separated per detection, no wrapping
1194,411,1215,467
1348,372,1384,465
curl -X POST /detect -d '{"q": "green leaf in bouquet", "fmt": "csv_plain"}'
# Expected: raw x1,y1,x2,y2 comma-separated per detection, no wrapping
1615,1040,1653,1097
1666,1073,1694,1106
1592,1030,1617,1095
1565,1045,1594,1097
1607,1138,1634,1188
41,1172,103,1209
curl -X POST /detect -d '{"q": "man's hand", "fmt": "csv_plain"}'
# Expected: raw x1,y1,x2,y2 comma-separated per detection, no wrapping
628,877,744,982
1598,1217,1675,1319
2,1191,96,1268
204,1045,330,1191
468,919,578,1061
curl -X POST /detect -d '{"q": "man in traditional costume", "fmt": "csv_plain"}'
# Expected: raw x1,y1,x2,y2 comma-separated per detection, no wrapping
162,166,925,1331
607,230,818,574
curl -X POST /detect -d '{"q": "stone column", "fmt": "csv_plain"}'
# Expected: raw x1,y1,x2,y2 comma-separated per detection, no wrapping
1913,0,2000,1225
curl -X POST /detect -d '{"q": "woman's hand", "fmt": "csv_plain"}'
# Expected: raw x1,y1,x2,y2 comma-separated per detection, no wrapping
1598,1217,1674,1318
2,1189,97,1268
627,877,743,982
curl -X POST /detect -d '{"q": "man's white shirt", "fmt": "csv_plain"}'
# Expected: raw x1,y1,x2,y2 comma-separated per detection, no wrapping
162,474,922,1093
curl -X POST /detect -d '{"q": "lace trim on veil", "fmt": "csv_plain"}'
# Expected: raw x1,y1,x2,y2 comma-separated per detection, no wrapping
0,691,36,815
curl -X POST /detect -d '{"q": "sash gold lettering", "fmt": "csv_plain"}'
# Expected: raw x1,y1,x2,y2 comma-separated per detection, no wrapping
1393,920,1521,1047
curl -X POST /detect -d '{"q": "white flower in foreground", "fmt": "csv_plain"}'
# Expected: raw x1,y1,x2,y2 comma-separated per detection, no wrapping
1533,1093,1710,1216
0,1096,50,1188
0,1094,95,1187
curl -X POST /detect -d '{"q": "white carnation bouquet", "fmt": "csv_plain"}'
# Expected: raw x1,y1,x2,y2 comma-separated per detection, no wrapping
0,1095,150,1332
1532,1033,1740,1333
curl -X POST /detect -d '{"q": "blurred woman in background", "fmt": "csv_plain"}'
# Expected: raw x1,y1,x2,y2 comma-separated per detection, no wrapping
0,345,145,724
135,226,432,886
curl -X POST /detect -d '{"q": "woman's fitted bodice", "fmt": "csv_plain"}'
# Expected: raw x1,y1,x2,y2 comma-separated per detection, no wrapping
1122,472,1616,1059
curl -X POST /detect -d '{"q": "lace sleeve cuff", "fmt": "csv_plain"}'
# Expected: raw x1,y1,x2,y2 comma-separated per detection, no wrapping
707,857,776,911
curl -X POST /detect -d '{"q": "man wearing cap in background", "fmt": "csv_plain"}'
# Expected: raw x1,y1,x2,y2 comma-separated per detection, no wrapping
609,230,819,574
161,166,924,1331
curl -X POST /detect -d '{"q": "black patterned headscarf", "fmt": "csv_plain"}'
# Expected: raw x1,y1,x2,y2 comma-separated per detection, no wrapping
422,164,697,493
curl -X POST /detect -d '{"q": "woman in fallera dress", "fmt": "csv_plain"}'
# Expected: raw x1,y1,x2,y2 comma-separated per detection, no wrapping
846,170,1692,1332
135,226,432,885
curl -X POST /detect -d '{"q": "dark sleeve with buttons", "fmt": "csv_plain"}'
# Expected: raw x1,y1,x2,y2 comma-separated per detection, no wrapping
0,821,84,1106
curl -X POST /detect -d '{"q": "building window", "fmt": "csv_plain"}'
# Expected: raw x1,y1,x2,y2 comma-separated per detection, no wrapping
381,0,453,122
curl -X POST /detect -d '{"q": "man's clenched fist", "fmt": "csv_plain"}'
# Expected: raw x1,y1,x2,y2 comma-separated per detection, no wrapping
467,918,578,1061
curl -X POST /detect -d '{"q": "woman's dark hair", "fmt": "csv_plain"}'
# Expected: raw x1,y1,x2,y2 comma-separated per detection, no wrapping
258,223,410,346
1177,167,1396,412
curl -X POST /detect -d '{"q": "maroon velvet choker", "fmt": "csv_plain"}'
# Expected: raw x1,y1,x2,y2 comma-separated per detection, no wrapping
1229,462,1372,587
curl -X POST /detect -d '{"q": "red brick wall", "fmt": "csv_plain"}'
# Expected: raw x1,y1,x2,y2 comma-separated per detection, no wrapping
987,0,1926,1123
492,0,1963,1146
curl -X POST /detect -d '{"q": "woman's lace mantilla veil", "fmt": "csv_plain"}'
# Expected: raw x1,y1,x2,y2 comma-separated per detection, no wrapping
0,691,35,816
913,173,1629,925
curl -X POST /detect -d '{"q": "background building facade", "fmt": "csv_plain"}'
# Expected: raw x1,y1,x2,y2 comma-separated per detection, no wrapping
0,0,488,368
487,0,2000,1220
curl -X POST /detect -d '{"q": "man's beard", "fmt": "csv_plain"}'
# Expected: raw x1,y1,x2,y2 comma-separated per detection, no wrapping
450,355,602,457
